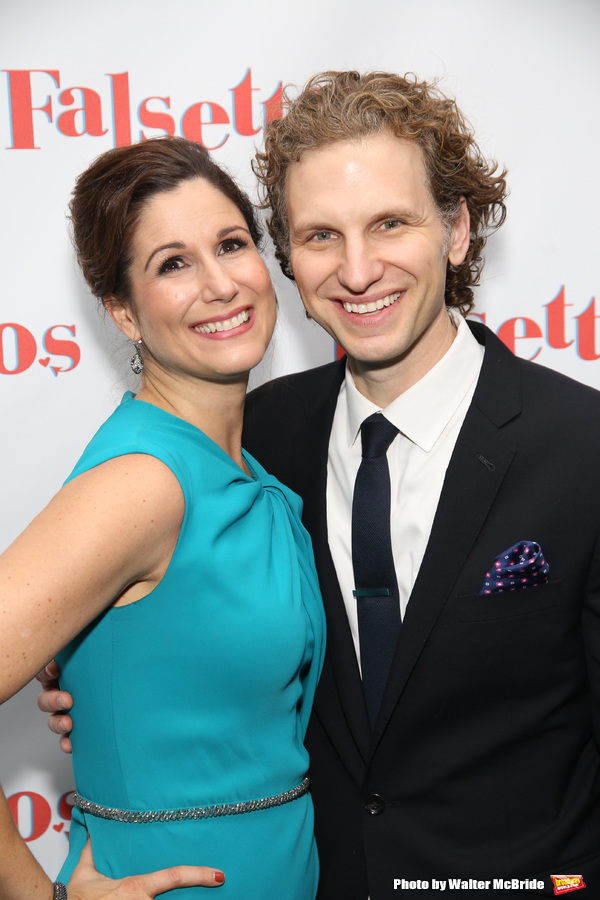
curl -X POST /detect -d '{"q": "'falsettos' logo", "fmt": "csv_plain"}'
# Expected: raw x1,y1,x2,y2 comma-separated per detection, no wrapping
551,875,586,894
3,68,282,150
0,323,80,376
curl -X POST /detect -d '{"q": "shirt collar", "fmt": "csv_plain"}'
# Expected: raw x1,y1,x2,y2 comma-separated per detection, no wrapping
345,314,484,452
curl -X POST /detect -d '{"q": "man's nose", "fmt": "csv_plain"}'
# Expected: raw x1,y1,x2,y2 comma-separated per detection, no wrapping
336,238,385,294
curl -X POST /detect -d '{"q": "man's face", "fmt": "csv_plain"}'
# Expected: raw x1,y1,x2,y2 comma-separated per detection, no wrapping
286,132,470,393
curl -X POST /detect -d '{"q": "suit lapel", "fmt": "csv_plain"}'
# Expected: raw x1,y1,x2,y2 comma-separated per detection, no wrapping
294,360,372,766
370,322,522,751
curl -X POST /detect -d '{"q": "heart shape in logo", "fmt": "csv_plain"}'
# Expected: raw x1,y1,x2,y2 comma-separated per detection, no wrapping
38,358,50,367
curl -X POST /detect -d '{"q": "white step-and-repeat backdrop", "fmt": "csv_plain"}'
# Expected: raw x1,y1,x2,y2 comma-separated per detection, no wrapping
1,0,599,878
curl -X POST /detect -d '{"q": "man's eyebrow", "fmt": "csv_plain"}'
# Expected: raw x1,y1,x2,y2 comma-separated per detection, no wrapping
290,208,422,239
289,219,338,240
369,207,423,225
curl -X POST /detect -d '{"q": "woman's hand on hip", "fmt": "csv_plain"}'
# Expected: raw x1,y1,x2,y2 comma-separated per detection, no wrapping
68,839,225,898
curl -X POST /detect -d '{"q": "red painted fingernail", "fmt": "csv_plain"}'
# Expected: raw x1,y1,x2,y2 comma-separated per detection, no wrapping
213,871,225,884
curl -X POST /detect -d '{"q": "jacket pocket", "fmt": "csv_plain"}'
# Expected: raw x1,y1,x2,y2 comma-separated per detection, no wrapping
455,579,561,622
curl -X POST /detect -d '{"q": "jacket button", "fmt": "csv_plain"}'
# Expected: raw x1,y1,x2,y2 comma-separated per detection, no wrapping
364,794,385,815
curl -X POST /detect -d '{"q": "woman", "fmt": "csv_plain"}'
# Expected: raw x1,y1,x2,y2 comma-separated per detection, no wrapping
0,137,325,900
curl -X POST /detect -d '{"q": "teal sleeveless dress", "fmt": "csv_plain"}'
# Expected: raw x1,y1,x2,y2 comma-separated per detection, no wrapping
56,393,325,898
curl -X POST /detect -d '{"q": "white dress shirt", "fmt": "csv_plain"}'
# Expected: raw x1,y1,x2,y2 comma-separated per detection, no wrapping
326,315,484,668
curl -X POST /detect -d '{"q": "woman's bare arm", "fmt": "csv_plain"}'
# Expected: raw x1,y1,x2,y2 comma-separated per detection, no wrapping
0,454,225,896
0,454,183,702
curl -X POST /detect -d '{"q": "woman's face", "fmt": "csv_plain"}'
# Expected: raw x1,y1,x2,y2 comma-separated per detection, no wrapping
110,177,276,385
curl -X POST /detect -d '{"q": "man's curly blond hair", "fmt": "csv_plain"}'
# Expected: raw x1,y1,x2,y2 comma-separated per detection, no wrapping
253,70,508,315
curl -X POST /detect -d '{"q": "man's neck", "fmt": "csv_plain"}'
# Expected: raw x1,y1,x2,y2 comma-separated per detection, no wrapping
347,315,459,408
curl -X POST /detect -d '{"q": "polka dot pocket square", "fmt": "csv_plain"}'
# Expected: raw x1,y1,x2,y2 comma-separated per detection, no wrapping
479,540,549,594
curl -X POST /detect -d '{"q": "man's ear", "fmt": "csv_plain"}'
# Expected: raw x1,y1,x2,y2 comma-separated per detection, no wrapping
103,296,140,342
447,197,471,266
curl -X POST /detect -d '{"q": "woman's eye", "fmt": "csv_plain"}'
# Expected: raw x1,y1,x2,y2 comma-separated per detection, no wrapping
158,256,184,275
219,237,249,255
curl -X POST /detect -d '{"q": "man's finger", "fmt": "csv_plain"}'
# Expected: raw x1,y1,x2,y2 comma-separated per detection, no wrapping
36,688,74,752
35,660,61,686
45,712,73,735
59,733,73,754
37,689,73,714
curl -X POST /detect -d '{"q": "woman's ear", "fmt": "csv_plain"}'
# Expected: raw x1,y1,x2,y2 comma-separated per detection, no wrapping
103,296,140,342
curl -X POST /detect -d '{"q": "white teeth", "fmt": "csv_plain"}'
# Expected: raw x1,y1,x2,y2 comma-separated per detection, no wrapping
343,291,402,315
194,309,250,334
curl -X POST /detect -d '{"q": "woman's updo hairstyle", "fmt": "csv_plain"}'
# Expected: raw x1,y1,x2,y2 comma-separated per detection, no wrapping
70,136,263,303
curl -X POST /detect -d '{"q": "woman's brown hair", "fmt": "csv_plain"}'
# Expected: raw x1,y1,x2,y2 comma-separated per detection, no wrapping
70,136,263,303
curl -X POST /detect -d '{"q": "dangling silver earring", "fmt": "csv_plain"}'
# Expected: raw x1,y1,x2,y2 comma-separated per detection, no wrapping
130,340,144,374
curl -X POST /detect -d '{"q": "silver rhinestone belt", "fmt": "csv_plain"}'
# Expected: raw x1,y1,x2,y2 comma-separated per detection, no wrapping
72,775,310,824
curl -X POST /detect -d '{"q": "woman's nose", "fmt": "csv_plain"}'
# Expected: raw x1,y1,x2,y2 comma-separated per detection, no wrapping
198,258,239,303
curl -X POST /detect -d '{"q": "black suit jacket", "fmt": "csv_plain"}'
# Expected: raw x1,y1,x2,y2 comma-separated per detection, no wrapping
243,322,600,899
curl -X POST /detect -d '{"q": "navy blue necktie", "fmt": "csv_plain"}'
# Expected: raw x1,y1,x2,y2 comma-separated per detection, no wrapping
352,413,401,729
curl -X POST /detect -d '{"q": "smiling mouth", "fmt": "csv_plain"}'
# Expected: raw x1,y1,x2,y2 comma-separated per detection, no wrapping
342,291,402,315
193,309,250,334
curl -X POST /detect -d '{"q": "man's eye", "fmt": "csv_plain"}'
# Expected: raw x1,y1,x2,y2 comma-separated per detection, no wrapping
312,231,334,242
158,256,184,274
381,219,402,230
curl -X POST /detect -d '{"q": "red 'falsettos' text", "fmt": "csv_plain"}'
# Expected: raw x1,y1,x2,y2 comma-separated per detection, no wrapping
3,68,282,150
474,285,600,361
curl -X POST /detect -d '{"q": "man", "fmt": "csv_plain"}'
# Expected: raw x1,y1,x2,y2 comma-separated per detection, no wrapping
41,72,600,898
